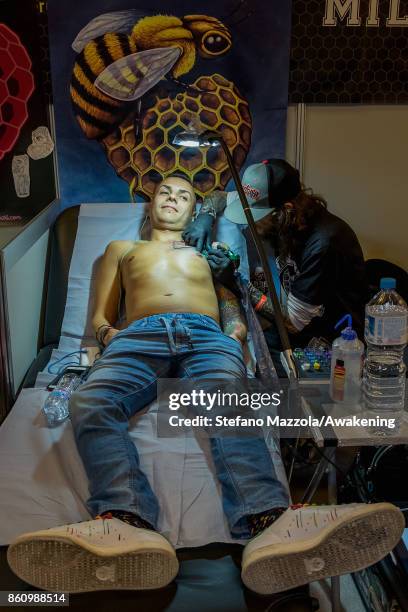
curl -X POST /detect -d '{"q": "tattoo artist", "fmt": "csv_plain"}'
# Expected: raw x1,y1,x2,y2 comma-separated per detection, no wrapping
182,159,368,377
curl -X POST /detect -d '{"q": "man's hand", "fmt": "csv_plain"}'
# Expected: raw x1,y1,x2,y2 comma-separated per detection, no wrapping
102,327,120,346
228,322,247,345
206,246,240,295
182,212,214,252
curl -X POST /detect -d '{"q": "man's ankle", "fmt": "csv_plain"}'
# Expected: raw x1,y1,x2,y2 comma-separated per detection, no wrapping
247,507,287,537
96,510,156,531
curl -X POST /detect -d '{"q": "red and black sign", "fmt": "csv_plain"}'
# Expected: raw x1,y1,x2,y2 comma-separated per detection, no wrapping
0,24,35,161
0,0,55,225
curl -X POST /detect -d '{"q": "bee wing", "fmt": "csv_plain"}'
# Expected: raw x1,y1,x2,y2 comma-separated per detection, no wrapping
94,47,181,102
72,10,146,53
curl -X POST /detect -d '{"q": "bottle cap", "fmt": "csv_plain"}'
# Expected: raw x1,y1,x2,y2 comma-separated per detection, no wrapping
380,277,396,290
335,314,357,341
341,327,357,341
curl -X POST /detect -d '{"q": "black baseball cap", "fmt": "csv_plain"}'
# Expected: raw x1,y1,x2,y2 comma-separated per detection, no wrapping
224,159,302,224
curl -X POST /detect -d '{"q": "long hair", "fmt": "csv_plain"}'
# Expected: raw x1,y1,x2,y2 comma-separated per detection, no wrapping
255,187,328,259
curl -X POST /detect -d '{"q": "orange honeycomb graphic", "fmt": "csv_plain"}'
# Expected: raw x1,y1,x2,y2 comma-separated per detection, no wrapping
102,74,252,200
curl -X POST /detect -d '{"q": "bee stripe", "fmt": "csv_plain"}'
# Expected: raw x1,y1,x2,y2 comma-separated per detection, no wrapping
122,66,138,85
134,56,148,75
71,73,120,114
120,35,132,58
103,60,133,94
72,63,121,111
71,88,118,125
107,59,145,94
104,32,134,62
75,53,98,88
122,59,146,84
84,40,110,76
71,100,116,134
96,36,115,70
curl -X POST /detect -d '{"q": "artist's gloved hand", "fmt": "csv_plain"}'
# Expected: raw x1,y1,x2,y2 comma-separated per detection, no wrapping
206,246,240,296
182,212,215,252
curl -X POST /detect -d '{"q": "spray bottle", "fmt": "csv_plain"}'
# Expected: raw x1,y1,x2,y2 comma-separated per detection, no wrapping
329,314,364,404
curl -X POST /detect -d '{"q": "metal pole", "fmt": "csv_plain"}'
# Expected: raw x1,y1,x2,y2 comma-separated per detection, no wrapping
215,137,299,382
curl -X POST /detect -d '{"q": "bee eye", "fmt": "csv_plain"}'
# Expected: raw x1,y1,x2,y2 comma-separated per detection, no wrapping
202,30,230,55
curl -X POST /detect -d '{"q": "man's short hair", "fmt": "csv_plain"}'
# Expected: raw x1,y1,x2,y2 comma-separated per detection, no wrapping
164,171,194,186
155,172,197,202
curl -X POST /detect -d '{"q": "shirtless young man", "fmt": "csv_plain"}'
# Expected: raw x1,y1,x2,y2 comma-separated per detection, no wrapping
7,175,404,596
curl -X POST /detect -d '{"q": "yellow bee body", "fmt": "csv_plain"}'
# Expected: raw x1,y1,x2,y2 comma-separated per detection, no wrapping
70,12,232,139
71,33,137,139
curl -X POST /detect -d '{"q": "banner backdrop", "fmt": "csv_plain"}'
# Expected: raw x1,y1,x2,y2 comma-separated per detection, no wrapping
0,0,55,225
290,0,408,104
48,1,292,207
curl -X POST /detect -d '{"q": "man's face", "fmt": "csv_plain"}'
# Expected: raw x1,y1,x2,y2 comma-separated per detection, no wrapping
254,203,294,238
149,177,196,231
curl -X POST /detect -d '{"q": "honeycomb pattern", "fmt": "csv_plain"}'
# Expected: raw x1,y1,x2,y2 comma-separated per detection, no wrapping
102,74,252,201
0,24,35,160
289,0,408,103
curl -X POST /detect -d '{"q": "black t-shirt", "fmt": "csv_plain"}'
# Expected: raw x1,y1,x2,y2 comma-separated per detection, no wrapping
275,207,368,344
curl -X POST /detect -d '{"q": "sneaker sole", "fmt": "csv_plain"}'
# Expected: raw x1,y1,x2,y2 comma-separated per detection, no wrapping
7,536,179,593
241,503,404,595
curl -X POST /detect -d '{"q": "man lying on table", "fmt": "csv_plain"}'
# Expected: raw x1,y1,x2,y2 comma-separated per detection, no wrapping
7,174,403,595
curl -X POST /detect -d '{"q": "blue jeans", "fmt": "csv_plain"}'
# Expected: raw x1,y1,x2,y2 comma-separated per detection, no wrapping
69,313,289,539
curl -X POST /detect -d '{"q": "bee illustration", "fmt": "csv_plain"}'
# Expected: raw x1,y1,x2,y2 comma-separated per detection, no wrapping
70,11,233,139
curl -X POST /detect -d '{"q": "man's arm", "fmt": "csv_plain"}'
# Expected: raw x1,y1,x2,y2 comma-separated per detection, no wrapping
199,190,227,216
248,283,296,332
216,283,247,345
92,241,128,346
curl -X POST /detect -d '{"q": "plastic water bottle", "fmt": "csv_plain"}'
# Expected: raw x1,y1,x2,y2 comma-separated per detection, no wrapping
364,277,407,435
43,373,81,427
330,315,364,404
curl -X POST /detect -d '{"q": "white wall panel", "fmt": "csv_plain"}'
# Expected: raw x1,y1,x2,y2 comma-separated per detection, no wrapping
301,105,408,269
6,230,49,393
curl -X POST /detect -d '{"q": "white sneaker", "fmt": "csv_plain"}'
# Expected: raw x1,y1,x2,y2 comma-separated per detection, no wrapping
7,518,179,593
242,502,404,595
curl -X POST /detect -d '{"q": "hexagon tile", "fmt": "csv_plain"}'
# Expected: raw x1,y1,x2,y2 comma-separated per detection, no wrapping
0,24,35,160
289,0,408,103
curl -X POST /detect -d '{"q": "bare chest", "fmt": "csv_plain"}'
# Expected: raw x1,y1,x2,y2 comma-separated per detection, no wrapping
121,242,211,286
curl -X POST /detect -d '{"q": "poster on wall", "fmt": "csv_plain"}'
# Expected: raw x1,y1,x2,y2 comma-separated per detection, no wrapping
0,0,56,225
290,0,408,104
48,0,292,207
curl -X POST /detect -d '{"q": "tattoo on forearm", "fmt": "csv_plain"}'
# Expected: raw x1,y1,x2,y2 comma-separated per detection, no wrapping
200,191,227,216
248,282,275,320
247,282,298,333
